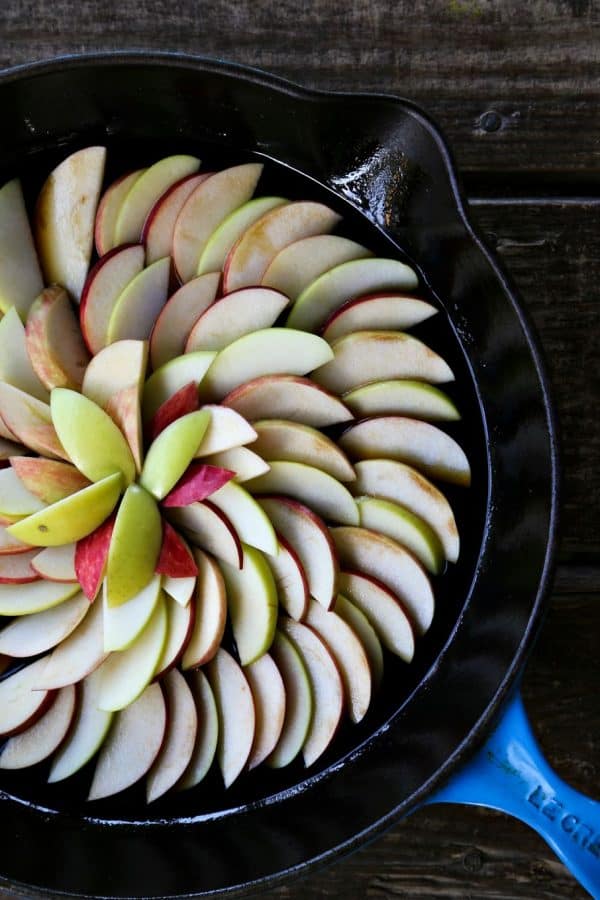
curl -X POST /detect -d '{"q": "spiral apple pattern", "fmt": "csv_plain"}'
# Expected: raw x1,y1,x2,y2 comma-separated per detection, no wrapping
0,150,469,802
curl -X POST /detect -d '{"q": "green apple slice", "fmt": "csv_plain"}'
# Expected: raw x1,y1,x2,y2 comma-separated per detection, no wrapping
105,484,162,607
321,293,437,342
357,496,444,574
103,574,162,651
0,579,80,616
0,468,46,517
199,329,333,401
205,648,255,788
353,459,459,563
266,538,308,621
252,419,356,482
262,235,371,300
312,331,455,394
177,669,218,790
35,596,107,689
202,447,269,483
245,653,286,769
95,168,146,256
0,306,48,400
79,244,146,354
0,658,54,737
146,669,198,802
265,629,312,769
185,287,290,353
194,405,256,456
343,380,460,421
334,594,383,689
340,416,471,487
142,351,216,421
7,473,122,547
48,669,114,782
209,481,278,556
0,591,88,657
106,256,170,344
154,594,194,677
51,389,136,485
0,178,44,318
0,684,76,770
25,286,90,391
247,460,358,526
337,571,414,663
181,548,226,669
197,196,287,275
162,574,195,608
140,409,210,500
218,543,278,665
95,593,167,711
223,375,352,427
0,382,66,460
149,273,220,370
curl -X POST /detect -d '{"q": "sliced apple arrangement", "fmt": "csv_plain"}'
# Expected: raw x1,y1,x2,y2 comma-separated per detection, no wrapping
0,147,470,803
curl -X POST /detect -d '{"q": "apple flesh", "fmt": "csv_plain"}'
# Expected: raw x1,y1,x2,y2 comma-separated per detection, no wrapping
0,684,76,769
142,173,209,264
262,234,371,300
0,306,48,401
357,496,444,574
194,405,257,456
0,549,39,584
266,536,309,621
0,591,89,657
154,595,195,677
105,484,162,607
252,419,356,482
149,272,220,370
222,375,352,427
106,256,170,344
245,653,286,769
205,648,255,788
142,351,216,421
140,410,210,501
162,574,196,608
181,548,226,668
208,480,278,557
185,287,290,353
95,168,146,256
321,292,436,342
25,286,91,390
334,594,383,689
202,446,269,483
31,544,77,582
0,467,46,518
0,524,32,556
102,575,162,652
218,543,278,665
177,670,218,790
0,178,44,318
247,460,359,526
10,457,90,505
0,579,80,616
337,571,414,662
0,382,67,460
0,658,54,736
35,596,107,690
79,244,145,355
265,630,312,769
197,196,287,275
343,379,460,421
167,500,242,569
146,668,198,802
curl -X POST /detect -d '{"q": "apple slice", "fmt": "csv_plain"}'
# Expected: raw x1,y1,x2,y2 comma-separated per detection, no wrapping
0,549,39,584
222,375,352,427
140,410,210,501
266,537,308,621
35,597,107,689
219,543,277,665
0,468,46,517
265,630,312,769
262,235,371,300
0,306,48,401
154,595,195,677
103,575,162,652
321,293,436,341
35,146,106,302
252,419,355,482
203,447,269,483
177,670,218,790
181,548,226,668
163,463,234,507
48,669,114,782
25,286,91,391
343,380,460,421
143,173,209,264
245,653,286,769
194,405,257,456
279,618,343,767
146,669,197,802
106,256,170,344
75,514,115,601
223,201,342,293
353,459,459,562
0,685,76,769
31,544,77,582
337,571,414,663
51,388,136,485
0,438,25,462
0,591,88,657
0,382,66,460
167,501,242,569
287,257,418,332
305,597,371,723
257,496,337,610
148,382,199,441
185,287,290,353
200,329,333,402
7,472,122,547
247,460,358,526
0,525,31,556
330,526,434,635
357,496,444,574
173,164,263,282
156,522,198,579
149,273,220,370
10,457,90,505
334,594,383,689
0,179,44,318
197,196,287,275
88,681,167,800
114,155,201,246
142,351,216,421
162,575,196,608
0,659,54,736
339,416,471,486
105,484,162,607
209,481,278,556
79,244,145,354
95,169,146,256
313,331,455,394
0,578,80,616
95,593,167,712
206,648,255,788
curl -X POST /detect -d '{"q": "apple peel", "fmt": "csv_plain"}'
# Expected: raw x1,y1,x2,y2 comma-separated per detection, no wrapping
155,522,198,578
75,514,116,601
162,463,235,508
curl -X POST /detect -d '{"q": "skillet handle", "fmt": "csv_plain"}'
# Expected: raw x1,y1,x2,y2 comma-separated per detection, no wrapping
423,690,600,897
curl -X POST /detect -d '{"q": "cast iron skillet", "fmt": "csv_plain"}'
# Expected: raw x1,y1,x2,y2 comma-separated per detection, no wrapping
0,52,572,897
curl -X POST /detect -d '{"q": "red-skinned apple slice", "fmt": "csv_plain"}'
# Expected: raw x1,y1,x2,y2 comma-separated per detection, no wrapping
34,597,107,690
75,514,115,601
0,685,76,769
223,201,342,293
185,287,290,353
106,256,170,344
0,591,88,657
142,351,216,421
88,681,167,801
10,457,90,504
177,670,218,790
149,382,199,441
154,595,195,678
0,178,44,318
142,173,210,263
266,535,309,621
218,543,278,665
79,244,145,354
0,579,80,616
340,416,471,486
0,549,39,584
146,668,197,802
245,653,286,769
149,273,220,370
262,234,371,300
247,460,358,526
194,405,257,456
0,382,67,460
257,495,337,610
181,548,226,669
48,669,113,782
265,630,312,769
167,500,242,569
162,463,235,507
0,658,54,736
209,480,278,556
206,648,255,788
343,380,460,421
0,306,48,401
321,292,436,341
252,419,355,482
155,522,198,578
278,618,343,767
35,146,106,302
25,286,91,390
287,257,418,333
114,154,201,246
337,571,414,662
31,543,77,582
173,164,263,283
222,375,352,427
197,196,287,275
331,526,434,635
0,467,46,518
95,169,146,256
334,594,383,689
0,525,31,556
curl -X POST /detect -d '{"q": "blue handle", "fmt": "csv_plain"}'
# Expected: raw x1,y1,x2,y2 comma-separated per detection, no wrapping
424,690,600,898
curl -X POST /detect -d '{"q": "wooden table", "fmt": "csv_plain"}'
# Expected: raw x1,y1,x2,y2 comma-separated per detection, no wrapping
1,2,598,897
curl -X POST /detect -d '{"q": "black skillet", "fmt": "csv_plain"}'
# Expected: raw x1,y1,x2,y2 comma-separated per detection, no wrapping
0,52,595,898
